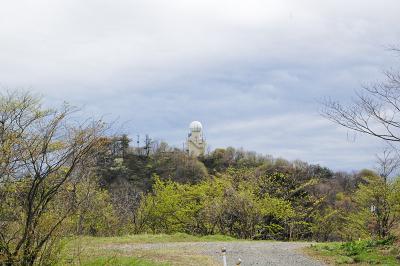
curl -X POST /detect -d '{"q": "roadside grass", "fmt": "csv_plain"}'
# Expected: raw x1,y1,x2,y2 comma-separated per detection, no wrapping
63,232,236,246
56,233,235,265
68,256,170,266
307,237,400,265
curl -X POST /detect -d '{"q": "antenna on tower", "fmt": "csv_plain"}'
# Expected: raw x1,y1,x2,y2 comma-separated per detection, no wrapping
144,134,151,157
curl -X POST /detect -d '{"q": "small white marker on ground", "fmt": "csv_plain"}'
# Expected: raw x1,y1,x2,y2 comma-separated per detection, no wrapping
222,247,227,266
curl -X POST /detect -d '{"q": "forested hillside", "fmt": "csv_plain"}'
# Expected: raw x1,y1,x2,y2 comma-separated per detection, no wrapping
94,135,398,242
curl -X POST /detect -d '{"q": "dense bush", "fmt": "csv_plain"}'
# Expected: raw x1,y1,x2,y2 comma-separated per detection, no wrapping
131,170,317,240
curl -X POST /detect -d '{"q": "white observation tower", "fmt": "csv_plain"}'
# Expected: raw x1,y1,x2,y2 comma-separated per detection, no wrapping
186,121,206,157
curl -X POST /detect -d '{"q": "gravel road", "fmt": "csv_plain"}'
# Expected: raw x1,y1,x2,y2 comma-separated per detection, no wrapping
109,241,325,266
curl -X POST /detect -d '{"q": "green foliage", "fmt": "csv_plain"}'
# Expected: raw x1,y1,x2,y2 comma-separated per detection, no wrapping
309,172,400,242
350,176,400,238
311,237,399,265
311,207,351,241
134,171,304,240
64,177,119,236
136,175,226,234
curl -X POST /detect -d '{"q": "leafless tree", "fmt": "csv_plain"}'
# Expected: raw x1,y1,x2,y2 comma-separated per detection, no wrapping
322,63,400,143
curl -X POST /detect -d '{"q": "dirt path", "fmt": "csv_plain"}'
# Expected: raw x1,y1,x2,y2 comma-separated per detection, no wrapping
105,241,325,266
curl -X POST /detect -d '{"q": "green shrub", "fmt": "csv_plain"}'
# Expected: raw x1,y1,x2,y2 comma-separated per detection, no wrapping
335,255,354,264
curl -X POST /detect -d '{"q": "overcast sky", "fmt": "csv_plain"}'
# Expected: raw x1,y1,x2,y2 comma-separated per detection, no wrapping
1,0,400,171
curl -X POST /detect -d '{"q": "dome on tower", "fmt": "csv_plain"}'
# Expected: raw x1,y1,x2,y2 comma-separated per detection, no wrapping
189,121,202,132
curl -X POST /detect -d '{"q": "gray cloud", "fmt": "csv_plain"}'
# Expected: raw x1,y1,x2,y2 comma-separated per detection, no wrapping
1,0,399,170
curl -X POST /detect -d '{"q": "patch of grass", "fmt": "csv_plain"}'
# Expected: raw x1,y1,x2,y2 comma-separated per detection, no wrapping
77,256,170,266
64,233,236,246
308,237,400,265
56,243,170,266
56,233,232,266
